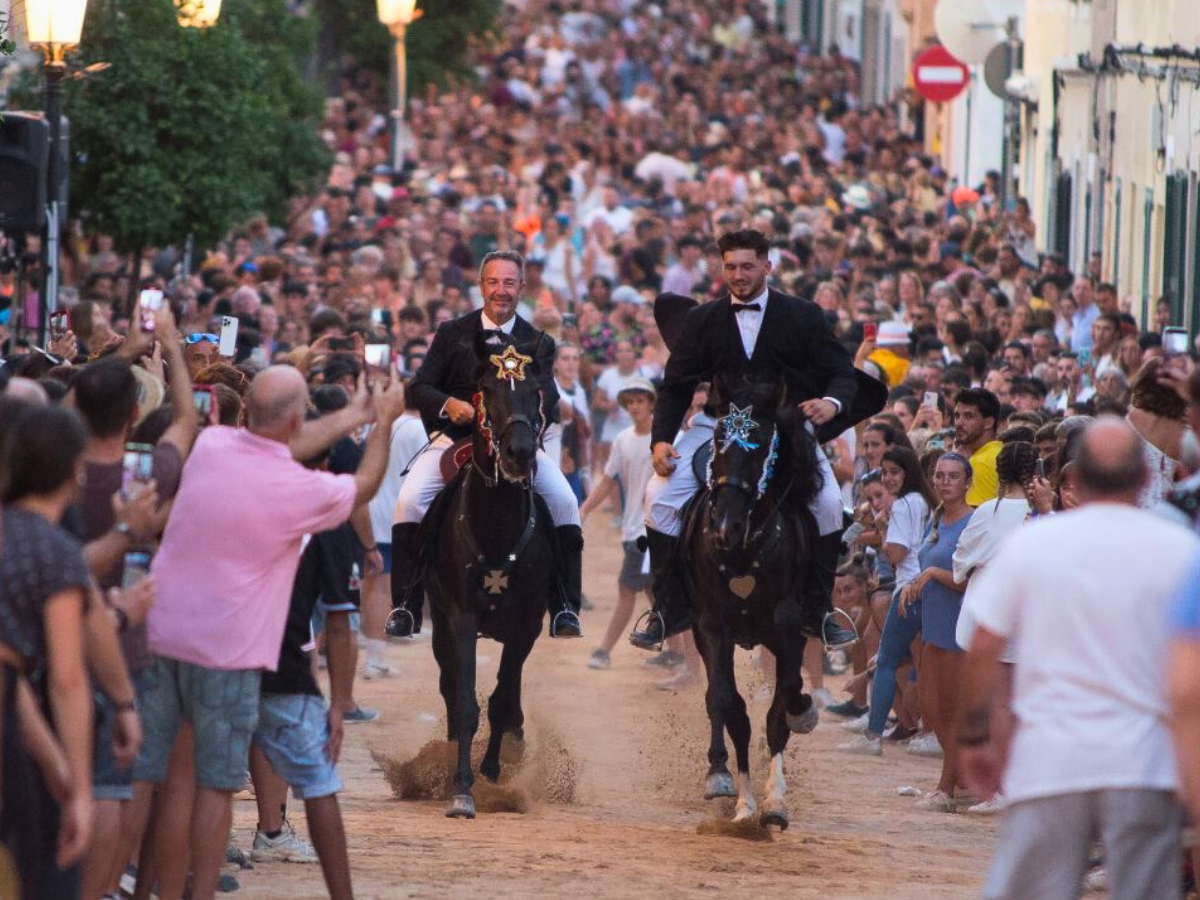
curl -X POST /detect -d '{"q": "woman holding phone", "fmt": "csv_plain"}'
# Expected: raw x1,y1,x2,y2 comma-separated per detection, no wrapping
840,446,935,755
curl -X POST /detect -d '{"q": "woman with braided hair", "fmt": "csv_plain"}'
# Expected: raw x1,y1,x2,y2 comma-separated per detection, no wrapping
950,441,1054,814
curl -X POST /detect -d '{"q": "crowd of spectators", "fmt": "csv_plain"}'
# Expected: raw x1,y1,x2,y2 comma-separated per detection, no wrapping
3,1,1200,899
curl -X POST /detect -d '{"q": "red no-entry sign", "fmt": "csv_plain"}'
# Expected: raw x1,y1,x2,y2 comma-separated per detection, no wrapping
912,45,970,103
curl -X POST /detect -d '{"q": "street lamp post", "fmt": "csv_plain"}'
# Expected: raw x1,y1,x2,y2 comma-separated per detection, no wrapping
24,0,89,340
176,0,222,277
376,0,420,173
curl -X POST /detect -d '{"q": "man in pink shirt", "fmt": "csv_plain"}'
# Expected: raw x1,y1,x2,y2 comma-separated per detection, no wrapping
129,366,403,900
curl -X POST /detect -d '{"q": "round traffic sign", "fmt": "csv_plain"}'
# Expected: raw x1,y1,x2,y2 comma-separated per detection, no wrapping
912,45,971,104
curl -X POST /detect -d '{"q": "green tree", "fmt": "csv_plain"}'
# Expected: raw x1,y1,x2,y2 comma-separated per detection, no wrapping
315,0,499,90
58,0,327,254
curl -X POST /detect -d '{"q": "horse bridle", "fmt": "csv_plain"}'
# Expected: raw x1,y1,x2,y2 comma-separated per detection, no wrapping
706,416,790,548
473,391,545,487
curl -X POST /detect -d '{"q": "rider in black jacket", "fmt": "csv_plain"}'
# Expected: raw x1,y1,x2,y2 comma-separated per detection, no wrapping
389,251,583,639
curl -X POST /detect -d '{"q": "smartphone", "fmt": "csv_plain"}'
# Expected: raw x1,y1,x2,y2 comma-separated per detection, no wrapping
1164,326,1189,357
249,346,267,366
138,289,164,333
863,321,877,342
1035,458,1046,479
370,308,385,326
50,310,69,340
364,343,391,370
1078,347,1093,370
328,337,356,352
218,316,238,357
923,391,938,409
192,385,215,417
121,550,152,590
121,443,155,500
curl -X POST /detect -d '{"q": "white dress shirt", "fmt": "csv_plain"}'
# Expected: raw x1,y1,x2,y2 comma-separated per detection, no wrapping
732,286,769,358
731,287,841,414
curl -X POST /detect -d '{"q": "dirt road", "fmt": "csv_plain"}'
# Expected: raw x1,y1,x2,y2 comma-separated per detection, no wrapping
231,516,996,899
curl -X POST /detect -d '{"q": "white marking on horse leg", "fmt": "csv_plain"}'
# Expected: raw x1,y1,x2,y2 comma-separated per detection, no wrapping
764,753,786,808
733,770,757,821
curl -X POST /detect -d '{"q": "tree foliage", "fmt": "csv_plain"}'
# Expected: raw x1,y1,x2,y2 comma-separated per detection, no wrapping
60,0,328,253
315,0,499,91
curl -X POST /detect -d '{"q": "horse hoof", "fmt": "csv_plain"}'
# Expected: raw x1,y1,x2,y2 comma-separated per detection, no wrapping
759,806,789,831
704,772,737,800
787,706,819,734
508,727,525,741
446,795,476,819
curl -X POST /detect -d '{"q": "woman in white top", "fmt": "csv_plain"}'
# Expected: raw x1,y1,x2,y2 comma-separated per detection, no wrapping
952,441,1053,813
535,216,578,306
840,446,935,755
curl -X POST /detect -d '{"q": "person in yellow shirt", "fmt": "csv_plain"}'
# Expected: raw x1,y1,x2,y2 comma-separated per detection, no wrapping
867,321,912,388
953,387,1002,506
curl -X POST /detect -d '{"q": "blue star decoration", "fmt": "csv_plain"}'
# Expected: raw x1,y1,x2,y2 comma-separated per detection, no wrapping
718,403,760,452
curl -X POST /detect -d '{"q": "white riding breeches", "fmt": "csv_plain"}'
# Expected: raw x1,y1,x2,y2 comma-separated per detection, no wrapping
393,433,581,527
644,413,844,538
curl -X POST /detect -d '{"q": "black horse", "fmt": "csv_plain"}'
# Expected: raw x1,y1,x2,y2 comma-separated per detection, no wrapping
421,332,559,818
680,374,823,830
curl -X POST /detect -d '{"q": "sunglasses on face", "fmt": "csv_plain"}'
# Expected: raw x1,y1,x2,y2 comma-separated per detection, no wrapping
186,333,219,345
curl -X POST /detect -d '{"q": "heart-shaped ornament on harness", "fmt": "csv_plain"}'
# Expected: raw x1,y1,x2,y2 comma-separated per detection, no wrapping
728,575,756,599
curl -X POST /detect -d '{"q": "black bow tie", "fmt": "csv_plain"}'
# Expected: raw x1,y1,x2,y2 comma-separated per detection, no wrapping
731,302,762,313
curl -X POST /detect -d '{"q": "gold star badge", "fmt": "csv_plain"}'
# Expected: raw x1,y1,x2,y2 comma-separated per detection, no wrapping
489,344,532,382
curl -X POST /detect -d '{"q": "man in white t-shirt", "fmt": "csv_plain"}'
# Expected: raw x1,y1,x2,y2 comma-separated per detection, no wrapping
579,378,656,670
360,407,427,676
543,343,591,486
957,418,1199,900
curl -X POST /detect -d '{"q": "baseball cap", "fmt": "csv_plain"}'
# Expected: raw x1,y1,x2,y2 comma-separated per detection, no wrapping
876,321,911,347
952,186,981,206
611,285,644,306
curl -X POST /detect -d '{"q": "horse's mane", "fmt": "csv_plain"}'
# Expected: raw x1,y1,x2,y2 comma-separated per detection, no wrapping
711,375,824,512
774,402,824,511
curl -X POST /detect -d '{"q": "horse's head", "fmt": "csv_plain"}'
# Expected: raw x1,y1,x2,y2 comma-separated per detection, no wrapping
706,375,785,552
472,330,544,483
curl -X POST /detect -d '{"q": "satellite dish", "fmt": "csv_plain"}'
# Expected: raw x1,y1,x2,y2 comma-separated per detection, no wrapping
983,44,1012,98
934,0,1020,65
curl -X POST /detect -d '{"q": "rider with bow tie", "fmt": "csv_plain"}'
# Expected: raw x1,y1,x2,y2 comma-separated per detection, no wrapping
630,228,885,651
388,251,584,639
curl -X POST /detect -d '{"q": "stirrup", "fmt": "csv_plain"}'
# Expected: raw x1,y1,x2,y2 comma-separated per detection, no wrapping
629,610,666,651
550,609,582,638
822,608,859,652
385,607,415,638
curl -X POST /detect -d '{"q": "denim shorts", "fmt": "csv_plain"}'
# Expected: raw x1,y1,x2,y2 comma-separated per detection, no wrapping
377,542,392,574
132,657,261,791
253,693,342,800
93,669,153,801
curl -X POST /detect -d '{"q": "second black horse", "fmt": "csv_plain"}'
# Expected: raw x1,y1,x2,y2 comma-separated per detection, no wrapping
681,374,823,830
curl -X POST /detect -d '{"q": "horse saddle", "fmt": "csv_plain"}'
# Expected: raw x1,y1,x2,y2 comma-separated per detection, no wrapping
439,438,475,482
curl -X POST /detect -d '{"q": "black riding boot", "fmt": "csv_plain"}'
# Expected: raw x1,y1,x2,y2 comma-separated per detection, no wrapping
386,522,424,637
629,528,692,651
801,530,857,649
550,525,583,638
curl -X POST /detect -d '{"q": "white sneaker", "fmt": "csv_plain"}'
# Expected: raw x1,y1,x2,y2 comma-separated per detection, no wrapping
588,649,611,670
907,733,943,757
837,733,882,755
1084,865,1107,892
361,660,394,680
915,789,954,812
812,687,836,709
251,824,318,863
840,712,870,733
966,793,1006,815
656,666,700,691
